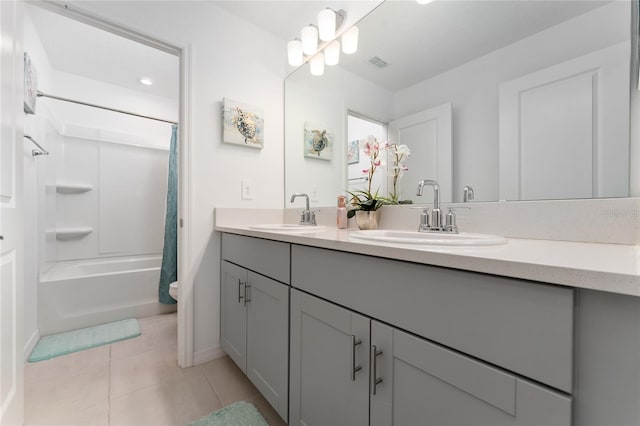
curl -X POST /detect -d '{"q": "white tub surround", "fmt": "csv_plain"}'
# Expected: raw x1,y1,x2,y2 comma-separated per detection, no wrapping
216,203,640,297
39,255,175,335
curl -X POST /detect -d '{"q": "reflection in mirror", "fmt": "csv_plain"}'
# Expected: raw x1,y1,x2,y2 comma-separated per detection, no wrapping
284,0,632,206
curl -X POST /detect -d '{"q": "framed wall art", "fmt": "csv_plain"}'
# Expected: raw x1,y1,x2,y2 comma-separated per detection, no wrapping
222,98,264,149
303,122,332,160
347,139,360,164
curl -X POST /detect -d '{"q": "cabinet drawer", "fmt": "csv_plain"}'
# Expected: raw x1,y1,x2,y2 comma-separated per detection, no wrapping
291,245,574,392
221,234,290,284
372,322,572,426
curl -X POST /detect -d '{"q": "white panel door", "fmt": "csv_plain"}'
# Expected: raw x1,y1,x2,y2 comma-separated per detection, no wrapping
389,102,452,202
0,0,24,424
499,42,629,201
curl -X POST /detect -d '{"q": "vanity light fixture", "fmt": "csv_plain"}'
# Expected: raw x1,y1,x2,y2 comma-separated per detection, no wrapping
310,52,325,76
138,77,153,86
318,8,337,41
287,7,351,74
324,41,340,66
341,26,359,54
287,39,304,67
416,0,435,4
301,25,319,55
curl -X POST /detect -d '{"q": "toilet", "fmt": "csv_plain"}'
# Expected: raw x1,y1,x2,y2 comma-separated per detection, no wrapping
169,281,178,301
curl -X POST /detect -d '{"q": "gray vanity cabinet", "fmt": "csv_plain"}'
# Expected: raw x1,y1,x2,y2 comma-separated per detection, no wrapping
371,321,572,426
290,288,571,426
220,234,290,422
289,289,370,426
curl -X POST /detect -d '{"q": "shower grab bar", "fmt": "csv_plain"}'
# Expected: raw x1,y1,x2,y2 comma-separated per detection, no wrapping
37,91,178,125
24,135,49,157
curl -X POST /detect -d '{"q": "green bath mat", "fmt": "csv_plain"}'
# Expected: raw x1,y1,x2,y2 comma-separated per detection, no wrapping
29,318,141,362
186,401,267,426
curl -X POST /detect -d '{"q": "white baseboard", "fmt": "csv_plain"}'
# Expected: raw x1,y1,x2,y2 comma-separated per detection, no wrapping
193,345,226,365
24,329,40,362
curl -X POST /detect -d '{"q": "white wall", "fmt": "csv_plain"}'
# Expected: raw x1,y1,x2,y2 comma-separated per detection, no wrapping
285,65,393,206
66,0,289,358
393,2,630,202
22,6,56,357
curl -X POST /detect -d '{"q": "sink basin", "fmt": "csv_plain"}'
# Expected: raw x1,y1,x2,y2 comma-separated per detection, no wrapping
249,224,327,232
348,230,507,246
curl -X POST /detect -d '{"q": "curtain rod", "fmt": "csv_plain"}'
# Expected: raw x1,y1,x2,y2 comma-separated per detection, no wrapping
37,91,178,125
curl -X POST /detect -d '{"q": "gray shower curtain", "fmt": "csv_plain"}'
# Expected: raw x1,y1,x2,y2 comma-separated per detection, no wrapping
159,124,178,304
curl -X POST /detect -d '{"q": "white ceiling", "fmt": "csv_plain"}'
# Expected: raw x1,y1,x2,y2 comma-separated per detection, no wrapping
25,1,612,98
216,0,612,91
26,4,179,100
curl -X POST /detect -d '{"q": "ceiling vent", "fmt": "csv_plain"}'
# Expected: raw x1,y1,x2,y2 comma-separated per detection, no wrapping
368,56,388,68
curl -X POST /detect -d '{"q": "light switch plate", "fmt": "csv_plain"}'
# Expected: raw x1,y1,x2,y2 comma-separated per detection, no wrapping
311,187,319,202
241,180,254,200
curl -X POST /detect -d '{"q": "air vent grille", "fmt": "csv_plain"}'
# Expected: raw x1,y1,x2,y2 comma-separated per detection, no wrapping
368,56,388,68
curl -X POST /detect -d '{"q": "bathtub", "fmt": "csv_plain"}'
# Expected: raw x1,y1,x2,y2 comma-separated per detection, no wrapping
38,255,176,335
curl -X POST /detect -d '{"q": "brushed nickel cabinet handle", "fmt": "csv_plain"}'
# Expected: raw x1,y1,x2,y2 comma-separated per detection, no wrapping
244,282,251,306
371,345,383,395
351,335,362,381
238,279,244,304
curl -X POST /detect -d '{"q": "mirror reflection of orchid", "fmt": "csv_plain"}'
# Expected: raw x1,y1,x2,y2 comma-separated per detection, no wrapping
346,136,391,218
387,143,411,203
347,136,412,217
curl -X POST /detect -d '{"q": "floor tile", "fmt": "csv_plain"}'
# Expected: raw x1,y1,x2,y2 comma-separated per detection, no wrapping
24,360,109,422
110,372,222,426
110,343,183,399
24,345,110,386
24,401,109,426
199,356,260,406
245,391,288,426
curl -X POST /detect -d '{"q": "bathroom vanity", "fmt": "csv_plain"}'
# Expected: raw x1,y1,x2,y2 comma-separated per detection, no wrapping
218,221,640,426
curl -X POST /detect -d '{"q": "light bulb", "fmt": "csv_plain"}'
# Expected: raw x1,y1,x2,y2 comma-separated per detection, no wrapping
341,26,359,54
310,53,325,76
301,25,318,56
318,8,336,41
324,41,340,66
287,39,303,66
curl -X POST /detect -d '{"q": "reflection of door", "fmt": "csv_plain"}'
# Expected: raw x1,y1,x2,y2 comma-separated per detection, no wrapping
389,103,452,202
499,42,629,201
346,113,388,195
1,0,24,424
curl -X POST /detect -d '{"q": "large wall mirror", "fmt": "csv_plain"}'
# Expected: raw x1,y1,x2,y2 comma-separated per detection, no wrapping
284,0,632,206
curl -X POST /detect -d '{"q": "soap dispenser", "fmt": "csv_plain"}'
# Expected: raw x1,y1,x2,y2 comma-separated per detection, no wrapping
337,196,348,229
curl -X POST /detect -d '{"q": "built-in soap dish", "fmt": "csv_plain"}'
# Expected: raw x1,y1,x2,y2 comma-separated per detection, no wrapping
56,183,93,194
55,227,93,241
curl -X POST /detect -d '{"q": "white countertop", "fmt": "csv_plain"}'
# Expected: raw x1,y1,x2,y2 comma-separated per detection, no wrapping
215,224,640,297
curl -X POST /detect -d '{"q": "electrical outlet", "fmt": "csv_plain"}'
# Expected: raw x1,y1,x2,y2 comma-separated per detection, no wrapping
241,180,254,200
311,187,319,202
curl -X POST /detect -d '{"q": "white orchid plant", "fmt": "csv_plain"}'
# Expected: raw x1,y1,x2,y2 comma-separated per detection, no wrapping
346,136,411,217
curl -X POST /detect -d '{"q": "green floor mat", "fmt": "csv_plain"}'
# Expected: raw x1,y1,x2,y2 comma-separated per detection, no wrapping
29,318,141,362
186,401,268,426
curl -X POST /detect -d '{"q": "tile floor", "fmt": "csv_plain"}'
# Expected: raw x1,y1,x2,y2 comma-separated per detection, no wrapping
24,313,286,426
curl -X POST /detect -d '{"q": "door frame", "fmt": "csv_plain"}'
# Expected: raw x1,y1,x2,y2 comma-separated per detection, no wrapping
33,1,195,367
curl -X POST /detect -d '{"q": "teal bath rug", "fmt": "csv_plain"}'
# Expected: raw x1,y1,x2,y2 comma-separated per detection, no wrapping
29,318,141,362
186,401,268,426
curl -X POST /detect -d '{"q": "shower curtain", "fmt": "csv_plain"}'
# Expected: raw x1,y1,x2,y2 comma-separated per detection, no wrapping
159,124,178,304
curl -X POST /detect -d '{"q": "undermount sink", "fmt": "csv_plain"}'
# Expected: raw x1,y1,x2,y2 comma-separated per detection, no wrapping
249,224,327,232
348,230,507,246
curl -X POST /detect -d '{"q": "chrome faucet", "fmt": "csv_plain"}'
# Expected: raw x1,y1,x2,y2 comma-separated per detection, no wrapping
416,179,442,232
463,186,474,203
290,193,316,226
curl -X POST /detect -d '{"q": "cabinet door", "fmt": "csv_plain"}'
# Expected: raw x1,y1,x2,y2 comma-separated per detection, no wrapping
290,289,370,426
371,321,571,426
246,272,289,422
220,261,248,371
